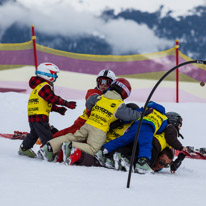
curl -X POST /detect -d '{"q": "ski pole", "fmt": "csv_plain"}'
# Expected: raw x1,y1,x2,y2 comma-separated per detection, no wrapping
126,60,206,188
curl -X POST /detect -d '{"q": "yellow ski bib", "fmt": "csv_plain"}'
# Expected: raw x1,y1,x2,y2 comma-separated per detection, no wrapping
106,121,134,143
79,108,89,121
28,82,52,116
154,132,171,151
86,95,123,133
143,109,168,134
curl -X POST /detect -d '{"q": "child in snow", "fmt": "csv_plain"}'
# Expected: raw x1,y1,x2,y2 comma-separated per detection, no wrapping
58,104,178,174
95,101,169,173
53,69,116,162
41,78,142,162
97,111,187,173
18,62,76,158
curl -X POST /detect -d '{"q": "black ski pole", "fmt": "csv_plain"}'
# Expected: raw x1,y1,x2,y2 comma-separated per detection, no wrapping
126,60,204,188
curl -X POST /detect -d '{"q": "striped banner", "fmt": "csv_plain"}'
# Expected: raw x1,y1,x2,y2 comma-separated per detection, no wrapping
0,41,204,82
0,40,205,102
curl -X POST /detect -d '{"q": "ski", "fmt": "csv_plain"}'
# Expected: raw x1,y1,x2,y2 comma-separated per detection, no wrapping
0,131,27,140
0,133,14,139
175,146,206,160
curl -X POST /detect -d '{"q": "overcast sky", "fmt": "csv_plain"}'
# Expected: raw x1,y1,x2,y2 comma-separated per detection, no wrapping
0,0,205,54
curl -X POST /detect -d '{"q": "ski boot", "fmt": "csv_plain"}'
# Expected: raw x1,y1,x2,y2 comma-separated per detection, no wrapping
39,143,54,162
36,150,44,160
95,149,106,166
135,157,154,174
113,152,122,170
65,147,81,165
105,158,115,169
18,144,36,158
200,147,206,154
120,156,131,172
62,142,72,163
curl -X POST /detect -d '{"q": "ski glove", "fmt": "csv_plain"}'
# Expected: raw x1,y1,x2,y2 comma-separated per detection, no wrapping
56,107,67,115
50,125,59,134
65,101,77,109
170,153,186,172
109,119,122,130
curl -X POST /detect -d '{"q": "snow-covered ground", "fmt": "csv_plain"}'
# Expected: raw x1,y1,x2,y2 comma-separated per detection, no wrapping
0,91,206,206
1,1,206,204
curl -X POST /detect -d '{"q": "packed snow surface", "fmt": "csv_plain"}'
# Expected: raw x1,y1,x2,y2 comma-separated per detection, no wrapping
0,92,206,206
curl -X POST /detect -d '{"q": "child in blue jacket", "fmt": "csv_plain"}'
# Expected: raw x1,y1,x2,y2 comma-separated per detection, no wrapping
98,101,168,174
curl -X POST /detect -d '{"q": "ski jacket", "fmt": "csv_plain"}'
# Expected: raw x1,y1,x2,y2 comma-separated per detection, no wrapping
28,76,69,122
164,124,183,150
103,121,151,153
86,90,141,122
79,88,103,121
103,101,168,153
85,88,103,100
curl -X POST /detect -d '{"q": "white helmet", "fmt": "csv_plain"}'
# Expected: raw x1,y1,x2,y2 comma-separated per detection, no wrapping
36,62,60,82
96,69,116,88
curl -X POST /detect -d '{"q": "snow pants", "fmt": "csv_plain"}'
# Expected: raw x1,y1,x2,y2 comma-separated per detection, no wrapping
49,123,107,156
22,122,53,150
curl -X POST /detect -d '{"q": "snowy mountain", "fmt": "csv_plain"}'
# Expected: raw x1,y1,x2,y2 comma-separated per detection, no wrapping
1,0,206,59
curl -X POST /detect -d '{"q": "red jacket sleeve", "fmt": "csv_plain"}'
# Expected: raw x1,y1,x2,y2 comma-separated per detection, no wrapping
85,88,102,100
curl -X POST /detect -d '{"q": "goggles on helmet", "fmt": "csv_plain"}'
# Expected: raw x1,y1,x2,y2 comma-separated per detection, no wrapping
36,71,58,82
97,78,113,86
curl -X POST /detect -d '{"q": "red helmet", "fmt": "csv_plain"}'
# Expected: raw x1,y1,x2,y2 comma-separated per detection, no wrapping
110,78,131,99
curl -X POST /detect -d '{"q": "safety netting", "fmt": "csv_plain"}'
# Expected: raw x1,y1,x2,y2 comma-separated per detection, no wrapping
0,41,205,102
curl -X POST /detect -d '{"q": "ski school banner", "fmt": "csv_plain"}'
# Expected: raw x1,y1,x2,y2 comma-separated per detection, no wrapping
0,40,204,81
0,40,206,102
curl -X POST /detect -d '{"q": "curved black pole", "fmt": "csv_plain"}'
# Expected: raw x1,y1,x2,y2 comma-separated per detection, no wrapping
126,60,205,188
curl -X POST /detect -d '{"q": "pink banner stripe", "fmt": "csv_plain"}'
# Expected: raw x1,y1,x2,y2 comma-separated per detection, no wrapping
0,50,34,65
1,81,205,103
37,51,176,74
37,51,203,81
0,50,203,81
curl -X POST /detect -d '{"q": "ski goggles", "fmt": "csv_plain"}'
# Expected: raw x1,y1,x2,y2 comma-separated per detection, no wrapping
158,159,170,168
36,71,58,81
97,78,112,86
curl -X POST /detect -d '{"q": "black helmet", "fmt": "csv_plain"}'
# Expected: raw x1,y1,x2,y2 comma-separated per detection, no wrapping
166,112,183,127
126,103,139,110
